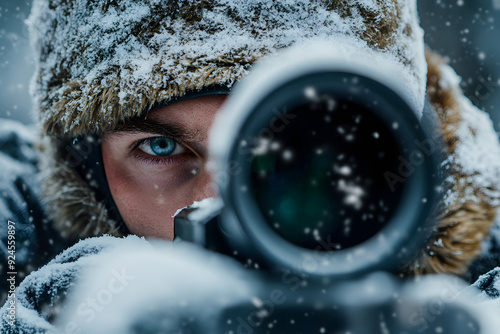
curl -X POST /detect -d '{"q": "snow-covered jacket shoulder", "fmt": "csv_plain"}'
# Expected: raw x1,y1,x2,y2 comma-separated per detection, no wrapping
0,119,67,303
0,235,143,333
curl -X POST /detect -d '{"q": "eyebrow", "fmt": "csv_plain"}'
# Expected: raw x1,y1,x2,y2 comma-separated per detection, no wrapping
111,118,201,143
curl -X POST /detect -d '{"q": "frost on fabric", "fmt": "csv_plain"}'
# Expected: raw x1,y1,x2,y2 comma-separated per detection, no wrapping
0,119,39,165
471,267,500,299
402,274,500,333
55,244,500,333
0,119,38,144
56,240,257,333
0,235,148,332
439,65,500,205
27,0,426,133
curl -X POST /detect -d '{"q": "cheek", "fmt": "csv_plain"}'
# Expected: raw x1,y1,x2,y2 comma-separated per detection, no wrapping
102,147,198,240
110,176,179,240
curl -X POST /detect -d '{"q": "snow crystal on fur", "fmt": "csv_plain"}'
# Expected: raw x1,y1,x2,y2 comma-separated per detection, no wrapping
27,0,426,136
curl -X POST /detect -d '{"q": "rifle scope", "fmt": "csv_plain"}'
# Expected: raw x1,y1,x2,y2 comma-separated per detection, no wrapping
176,46,443,280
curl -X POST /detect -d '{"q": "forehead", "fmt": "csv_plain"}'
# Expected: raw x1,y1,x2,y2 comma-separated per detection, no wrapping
146,95,228,125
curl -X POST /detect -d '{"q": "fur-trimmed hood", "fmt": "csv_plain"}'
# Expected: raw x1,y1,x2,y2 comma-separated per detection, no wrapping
27,0,500,277
28,0,426,136
409,51,500,276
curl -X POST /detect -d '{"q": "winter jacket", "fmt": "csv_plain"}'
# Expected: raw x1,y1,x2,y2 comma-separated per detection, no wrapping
3,0,500,332
0,120,68,304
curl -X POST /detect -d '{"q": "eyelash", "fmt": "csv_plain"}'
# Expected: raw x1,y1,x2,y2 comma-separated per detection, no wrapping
131,137,187,166
132,152,177,166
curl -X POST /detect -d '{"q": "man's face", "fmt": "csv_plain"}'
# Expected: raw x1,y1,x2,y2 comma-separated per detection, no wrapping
101,95,227,240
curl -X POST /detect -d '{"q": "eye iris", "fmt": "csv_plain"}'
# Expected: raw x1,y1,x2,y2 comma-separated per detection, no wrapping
150,137,175,156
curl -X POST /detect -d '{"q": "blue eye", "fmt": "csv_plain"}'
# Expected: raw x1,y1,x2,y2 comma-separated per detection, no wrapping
138,137,186,157
150,137,175,155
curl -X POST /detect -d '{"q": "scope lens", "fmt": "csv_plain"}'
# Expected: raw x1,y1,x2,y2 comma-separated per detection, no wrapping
248,93,405,251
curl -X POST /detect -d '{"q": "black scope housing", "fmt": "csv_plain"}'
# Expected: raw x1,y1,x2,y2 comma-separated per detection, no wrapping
170,49,491,334
175,54,445,281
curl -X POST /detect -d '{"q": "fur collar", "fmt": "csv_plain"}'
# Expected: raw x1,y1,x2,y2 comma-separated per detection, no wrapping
404,51,499,276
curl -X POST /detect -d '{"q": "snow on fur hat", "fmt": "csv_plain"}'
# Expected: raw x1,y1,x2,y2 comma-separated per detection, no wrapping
27,0,500,277
28,0,426,136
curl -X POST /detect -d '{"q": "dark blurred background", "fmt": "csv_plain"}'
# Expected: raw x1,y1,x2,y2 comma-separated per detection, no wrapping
0,1,33,124
1,1,500,130
419,0,500,130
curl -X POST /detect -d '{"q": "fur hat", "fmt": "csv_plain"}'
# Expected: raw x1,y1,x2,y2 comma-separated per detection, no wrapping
27,0,500,276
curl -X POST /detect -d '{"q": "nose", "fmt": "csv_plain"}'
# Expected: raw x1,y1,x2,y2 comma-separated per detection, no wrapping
192,164,218,201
